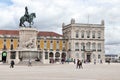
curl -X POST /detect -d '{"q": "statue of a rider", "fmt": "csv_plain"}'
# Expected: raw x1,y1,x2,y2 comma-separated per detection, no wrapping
24,6,29,21
19,6,36,27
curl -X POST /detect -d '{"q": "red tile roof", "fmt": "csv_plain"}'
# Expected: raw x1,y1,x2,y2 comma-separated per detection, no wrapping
38,31,62,37
0,30,19,35
0,30,63,37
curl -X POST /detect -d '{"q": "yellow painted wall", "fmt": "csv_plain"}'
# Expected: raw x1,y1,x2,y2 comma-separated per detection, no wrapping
6,39,10,50
0,38,3,50
47,40,50,50
40,39,44,49
59,40,62,50
53,40,56,50
13,39,18,49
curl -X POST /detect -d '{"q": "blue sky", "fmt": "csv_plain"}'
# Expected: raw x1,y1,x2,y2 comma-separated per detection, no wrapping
0,0,13,5
0,0,120,54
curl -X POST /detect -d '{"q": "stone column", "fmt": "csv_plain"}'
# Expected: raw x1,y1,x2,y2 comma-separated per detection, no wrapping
7,51,10,63
15,51,20,64
42,50,45,64
53,52,55,62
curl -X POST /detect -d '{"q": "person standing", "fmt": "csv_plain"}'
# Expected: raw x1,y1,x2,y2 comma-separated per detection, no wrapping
79,60,83,69
76,59,80,69
10,60,15,68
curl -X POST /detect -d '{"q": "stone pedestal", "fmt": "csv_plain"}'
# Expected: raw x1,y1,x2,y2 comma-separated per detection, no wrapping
18,27,39,62
19,27,38,50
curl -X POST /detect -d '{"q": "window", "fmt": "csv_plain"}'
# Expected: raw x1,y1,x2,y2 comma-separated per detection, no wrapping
97,43,101,51
45,52,48,59
75,43,79,51
63,41,65,48
37,40,40,43
86,31,90,38
81,43,85,51
69,43,71,50
50,40,53,50
92,43,96,51
98,54,101,59
37,45,40,48
81,31,84,38
63,41,65,43
11,39,13,42
86,42,91,50
18,44,19,47
92,31,95,38
56,41,59,49
11,44,13,50
98,31,101,39
3,44,6,50
76,31,79,38
4,39,6,42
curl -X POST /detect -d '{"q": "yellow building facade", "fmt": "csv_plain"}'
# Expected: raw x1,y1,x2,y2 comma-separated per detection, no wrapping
0,30,67,64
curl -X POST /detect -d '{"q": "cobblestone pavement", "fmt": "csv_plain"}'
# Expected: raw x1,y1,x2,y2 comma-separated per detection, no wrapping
0,63,120,80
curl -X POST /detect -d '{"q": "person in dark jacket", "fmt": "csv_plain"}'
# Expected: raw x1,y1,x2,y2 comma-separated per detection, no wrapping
10,60,15,68
76,59,80,69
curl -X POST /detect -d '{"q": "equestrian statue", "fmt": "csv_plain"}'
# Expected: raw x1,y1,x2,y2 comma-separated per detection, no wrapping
19,6,36,27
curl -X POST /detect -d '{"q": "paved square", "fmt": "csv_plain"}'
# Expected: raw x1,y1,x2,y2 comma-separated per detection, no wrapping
0,63,120,80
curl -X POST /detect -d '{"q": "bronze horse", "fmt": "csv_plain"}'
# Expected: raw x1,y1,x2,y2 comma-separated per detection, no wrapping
19,13,36,27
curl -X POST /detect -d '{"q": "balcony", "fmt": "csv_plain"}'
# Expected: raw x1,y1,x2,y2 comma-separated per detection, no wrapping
92,49,96,51
75,49,79,51
97,49,102,52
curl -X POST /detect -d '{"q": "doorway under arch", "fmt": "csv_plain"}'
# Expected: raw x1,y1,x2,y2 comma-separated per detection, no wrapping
49,52,54,63
2,51,7,63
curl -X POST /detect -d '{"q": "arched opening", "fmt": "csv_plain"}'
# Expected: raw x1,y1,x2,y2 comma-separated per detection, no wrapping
61,53,66,59
61,53,66,63
55,52,60,62
2,51,7,63
49,52,54,57
49,52,54,63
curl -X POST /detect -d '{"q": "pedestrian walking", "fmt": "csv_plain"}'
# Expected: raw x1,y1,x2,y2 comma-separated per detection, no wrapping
79,60,83,69
76,59,80,69
10,60,15,68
